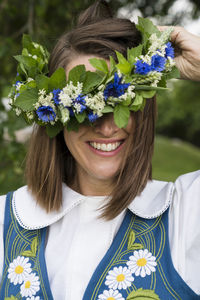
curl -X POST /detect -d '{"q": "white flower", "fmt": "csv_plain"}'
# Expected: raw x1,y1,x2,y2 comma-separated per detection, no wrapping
27,77,34,82
105,266,134,290
138,54,151,64
127,249,157,278
60,107,70,124
74,102,82,113
59,81,83,107
20,272,40,297
58,90,73,107
26,111,34,120
35,89,55,110
26,296,41,300
98,289,125,300
119,85,135,101
8,256,32,285
85,91,105,116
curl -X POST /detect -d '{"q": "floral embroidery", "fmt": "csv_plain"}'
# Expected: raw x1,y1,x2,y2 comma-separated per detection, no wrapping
127,249,157,278
6,239,41,298
105,266,134,290
8,256,32,285
98,289,125,300
26,297,41,300
20,273,40,297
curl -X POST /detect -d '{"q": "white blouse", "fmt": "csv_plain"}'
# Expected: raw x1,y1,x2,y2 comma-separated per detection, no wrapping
0,170,200,299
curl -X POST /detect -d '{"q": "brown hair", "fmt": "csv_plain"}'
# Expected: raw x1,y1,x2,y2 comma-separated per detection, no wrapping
26,0,156,219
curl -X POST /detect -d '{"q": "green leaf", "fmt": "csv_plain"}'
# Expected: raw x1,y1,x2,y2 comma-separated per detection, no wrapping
75,111,86,123
132,94,143,106
66,118,80,132
15,89,38,111
139,90,156,99
21,250,33,257
165,66,180,80
128,230,136,249
122,95,132,106
130,94,145,112
89,58,109,73
14,55,37,69
137,17,160,37
46,122,63,138
5,296,18,300
21,236,39,257
109,56,116,74
128,243,144,250
22,34,33,51
68,65,86,85
49,67,66,90
82,71,103,93
31,237,38,256
135,85,167,91
35,74,49,91
128,45,143,64
102,106,114,113
127,288,160,300
114,105,130,128
116,51,132,74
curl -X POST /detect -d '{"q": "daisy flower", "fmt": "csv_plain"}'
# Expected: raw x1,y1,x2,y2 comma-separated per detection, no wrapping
20,273,40,297
8,256,32,285
105,266,134,290
126,249,157,278
98,289,125,300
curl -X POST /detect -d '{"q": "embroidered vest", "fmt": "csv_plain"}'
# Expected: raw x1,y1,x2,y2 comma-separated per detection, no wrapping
0,192,199,300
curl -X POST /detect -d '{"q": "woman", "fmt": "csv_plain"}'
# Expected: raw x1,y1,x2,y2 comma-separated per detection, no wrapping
0,1,200,299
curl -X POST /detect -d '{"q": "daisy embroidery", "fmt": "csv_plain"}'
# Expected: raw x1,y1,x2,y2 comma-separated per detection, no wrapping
127,249,157,277
98,289,125,300
27,297,41,300
105,266,134,290
20,273,40,297
8,256,32,285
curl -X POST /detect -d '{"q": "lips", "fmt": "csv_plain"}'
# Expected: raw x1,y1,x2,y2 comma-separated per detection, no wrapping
87,139,125,156
89,141,122,152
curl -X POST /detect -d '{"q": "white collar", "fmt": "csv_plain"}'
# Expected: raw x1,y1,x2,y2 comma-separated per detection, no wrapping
13,180,173,230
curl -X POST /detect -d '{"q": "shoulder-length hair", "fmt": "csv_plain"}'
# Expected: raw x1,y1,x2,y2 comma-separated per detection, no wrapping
26,0,156,220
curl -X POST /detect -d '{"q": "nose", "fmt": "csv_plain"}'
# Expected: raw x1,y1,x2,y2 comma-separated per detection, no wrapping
93,113,120,137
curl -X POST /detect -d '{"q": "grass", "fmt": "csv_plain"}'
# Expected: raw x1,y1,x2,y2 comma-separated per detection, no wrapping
152,135,200,182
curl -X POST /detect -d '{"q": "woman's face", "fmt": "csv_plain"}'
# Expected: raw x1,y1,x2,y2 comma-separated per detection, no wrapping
64,55,134,195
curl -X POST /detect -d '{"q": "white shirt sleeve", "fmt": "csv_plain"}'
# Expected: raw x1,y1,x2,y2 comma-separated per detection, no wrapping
0,195,6,283
169,170,200,294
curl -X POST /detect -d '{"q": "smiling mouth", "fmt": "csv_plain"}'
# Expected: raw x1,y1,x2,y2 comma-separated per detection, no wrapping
89,141,124,152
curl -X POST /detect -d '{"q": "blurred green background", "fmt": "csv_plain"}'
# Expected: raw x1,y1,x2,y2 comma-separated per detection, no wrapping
1,0,200,194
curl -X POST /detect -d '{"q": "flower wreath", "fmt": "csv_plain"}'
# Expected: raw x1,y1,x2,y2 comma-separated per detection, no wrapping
9,17,179,137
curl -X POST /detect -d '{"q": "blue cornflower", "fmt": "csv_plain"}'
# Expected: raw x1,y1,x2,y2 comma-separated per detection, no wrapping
165,42,175,58
15,80,22,91
52,88,61,105
88,111,99,122
69,107,75,117
134,60,151,75
73,94,87,113
151,54,166,72
36,106,56,122
104,73,130,100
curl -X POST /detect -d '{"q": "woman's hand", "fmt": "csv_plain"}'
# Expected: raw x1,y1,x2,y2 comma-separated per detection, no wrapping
159,26,200,81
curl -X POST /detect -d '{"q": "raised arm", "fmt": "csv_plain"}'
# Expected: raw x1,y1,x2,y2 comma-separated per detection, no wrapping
159,26,200,81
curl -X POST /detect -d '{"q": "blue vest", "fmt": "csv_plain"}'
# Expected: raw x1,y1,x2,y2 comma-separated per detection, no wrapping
0,192,199,299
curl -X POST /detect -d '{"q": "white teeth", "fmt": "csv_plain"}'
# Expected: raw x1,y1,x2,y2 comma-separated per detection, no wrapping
89,142,121,151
